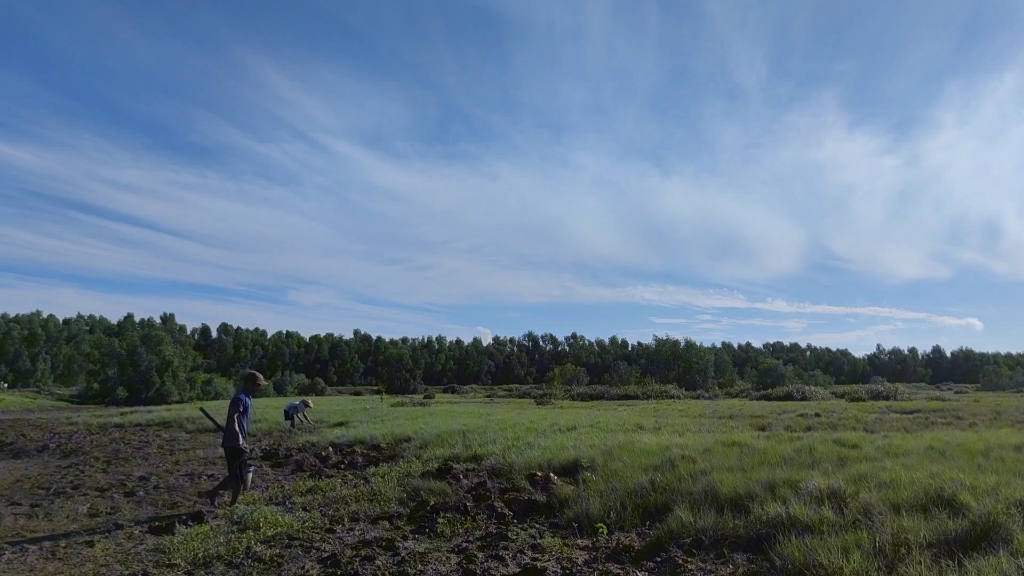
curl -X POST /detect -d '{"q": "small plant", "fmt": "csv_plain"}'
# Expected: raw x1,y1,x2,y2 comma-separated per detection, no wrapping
595,523,608,537
422,392,436,400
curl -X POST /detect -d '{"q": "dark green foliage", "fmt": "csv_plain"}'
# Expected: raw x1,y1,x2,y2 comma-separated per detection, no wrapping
2,309,1024,406
298,377,330,397
546,364,589,390
979,365,1024,391
422,392,436,400
197,374,235,401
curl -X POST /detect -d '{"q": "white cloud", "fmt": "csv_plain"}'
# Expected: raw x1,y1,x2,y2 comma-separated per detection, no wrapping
650,315,810,331
475,327,494,345
795,324,904,348
1,3,1021,343
0,275,441,337
632,287,982,330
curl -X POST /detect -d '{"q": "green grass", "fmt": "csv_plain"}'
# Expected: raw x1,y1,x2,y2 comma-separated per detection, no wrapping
64,392,1024,574
0,390,72,410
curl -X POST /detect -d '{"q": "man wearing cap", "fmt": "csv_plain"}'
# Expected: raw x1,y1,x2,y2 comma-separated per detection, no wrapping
205,370,266,507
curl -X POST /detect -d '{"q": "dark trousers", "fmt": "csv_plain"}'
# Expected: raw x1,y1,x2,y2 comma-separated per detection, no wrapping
224,447,248,489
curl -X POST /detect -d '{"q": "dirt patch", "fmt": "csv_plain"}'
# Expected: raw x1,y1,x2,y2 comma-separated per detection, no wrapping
0,410,749,575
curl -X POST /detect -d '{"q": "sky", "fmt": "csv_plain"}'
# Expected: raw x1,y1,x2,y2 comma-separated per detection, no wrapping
2,0,1024,353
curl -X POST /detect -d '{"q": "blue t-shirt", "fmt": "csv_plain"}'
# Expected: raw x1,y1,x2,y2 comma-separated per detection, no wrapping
221,390,253,448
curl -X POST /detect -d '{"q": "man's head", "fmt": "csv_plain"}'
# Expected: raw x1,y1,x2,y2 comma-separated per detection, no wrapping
241,370,268,393
301,399,313,409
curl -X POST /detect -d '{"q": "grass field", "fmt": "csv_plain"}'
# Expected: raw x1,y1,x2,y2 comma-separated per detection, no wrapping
3,389,1024,574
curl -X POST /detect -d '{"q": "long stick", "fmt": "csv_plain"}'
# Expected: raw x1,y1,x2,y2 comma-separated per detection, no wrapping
199,406,225,433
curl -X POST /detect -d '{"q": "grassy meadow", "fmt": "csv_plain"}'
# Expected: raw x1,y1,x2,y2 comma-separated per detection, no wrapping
5,389,1024,574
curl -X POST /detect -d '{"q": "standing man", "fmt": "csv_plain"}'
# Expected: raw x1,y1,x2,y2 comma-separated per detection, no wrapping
206,370,266,507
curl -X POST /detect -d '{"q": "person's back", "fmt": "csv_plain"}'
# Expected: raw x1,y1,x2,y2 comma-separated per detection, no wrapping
223,388,253,448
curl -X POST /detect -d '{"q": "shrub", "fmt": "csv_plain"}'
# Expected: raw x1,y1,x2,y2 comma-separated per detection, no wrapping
351,389,366,396
843,388,868,403
390,399,433,408
423,392,437,400
866,382,911,401
197,375,235,401
296,376,330,397
546,364,590,391
564,382,684,401
382,378,425,396
868,376,888,386
271,373,308,397
799,369,836,388
747,358,798,391
442,384,470,395
954,388,971,395
750,385,834,402
534,397,554,406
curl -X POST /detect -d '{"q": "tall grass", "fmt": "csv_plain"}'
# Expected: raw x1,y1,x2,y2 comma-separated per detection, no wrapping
83,393,1024,573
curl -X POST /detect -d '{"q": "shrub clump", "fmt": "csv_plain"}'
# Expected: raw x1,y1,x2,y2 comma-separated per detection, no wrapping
865,382,911,401
750,385,835,402
422,392,437,400
842,388,869,403
442,384,470,395
390,399,433,408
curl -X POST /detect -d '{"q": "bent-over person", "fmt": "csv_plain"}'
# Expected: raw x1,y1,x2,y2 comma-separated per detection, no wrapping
283,398,314,428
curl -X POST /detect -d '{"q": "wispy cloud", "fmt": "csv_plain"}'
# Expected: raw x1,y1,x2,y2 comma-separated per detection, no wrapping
634,287,982,330
0,1,1019,346
650,315,811,331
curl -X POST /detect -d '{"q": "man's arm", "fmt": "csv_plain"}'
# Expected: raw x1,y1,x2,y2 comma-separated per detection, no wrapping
302,412,314,424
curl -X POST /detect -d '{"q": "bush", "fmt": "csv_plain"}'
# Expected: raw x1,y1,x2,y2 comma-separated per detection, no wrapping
382,378,425,396
865,382,910,401
563,381,685,401
296,376,330,397
442,384,470,395
351,389,366,396
534,397,554,406
799,369,836,388
271,373,306,397
842,388,868,403
422,392,436,400
546,364,590,391
868,376,888,386
391,399,433,408
750,385,834,402
197,375,235,401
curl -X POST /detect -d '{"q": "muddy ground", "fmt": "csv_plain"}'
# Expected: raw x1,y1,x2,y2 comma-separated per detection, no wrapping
0,409,748,575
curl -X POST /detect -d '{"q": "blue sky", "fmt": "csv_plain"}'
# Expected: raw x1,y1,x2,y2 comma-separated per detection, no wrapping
2,0,1024,352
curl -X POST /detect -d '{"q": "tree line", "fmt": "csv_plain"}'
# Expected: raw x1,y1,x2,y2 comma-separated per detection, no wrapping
1,310,1022,406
